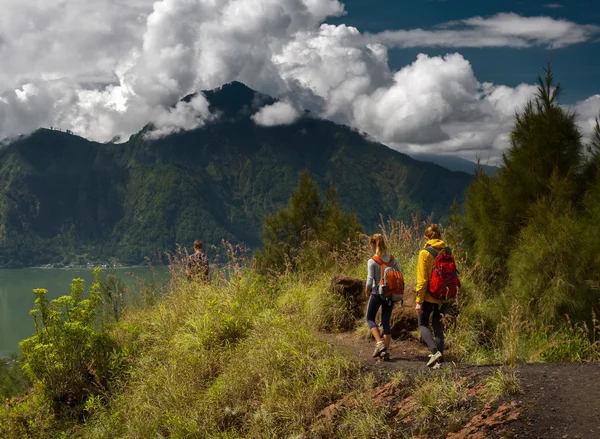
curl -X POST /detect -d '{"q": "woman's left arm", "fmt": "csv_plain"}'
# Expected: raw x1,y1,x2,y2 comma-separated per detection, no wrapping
365,259,375,297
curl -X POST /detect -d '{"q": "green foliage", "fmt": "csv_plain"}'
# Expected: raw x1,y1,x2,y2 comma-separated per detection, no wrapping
18,269,124,418
464,65,584,271
0,387,56,439
255,171,363,273
73,265,359,439
584,117,600,179
460,64,600,331
507,174,587,323
96,270,127,324
310,284,362,333
319,184,362,249
0,356,30,399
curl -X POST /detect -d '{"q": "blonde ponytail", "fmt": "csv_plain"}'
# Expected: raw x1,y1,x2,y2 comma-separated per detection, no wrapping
369,234,388,256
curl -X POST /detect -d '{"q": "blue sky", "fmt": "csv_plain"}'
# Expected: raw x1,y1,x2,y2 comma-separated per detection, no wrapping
330,0,600,103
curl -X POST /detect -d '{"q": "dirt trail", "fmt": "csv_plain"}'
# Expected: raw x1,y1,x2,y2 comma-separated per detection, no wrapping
505,362,600,439
320,332,431,371
322,332,600,439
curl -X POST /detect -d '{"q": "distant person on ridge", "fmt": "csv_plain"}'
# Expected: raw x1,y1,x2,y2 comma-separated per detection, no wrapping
365,234,405,360
186,239,210,283
415,224,460,368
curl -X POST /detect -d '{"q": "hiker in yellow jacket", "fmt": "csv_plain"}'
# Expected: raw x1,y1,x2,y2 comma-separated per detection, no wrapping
416,224,455,368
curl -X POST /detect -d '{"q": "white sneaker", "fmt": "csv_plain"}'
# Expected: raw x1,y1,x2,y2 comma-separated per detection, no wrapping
373,341,386,357
427,351,443,367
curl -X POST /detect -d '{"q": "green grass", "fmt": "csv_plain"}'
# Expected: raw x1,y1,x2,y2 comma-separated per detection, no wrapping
483,367,522,399
405,369,474,438
2,216,599,438
71,267,362,439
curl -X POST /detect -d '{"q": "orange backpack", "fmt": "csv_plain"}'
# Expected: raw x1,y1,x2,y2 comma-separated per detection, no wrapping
372,255,405,303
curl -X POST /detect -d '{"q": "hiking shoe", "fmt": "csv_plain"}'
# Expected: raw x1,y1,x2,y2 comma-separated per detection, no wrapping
427,351,443,367
432,362,442,370
380,351,390,362
373,341,386,358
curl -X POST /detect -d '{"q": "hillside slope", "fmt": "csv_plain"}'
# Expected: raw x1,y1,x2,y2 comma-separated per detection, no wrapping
0,82,471,267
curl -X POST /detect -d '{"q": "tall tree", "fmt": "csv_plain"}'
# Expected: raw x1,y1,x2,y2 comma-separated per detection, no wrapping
317,184,362,250
255,171,362,273
463,64,584,269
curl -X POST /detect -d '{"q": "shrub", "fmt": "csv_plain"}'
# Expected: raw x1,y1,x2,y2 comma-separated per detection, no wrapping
19,269,124,418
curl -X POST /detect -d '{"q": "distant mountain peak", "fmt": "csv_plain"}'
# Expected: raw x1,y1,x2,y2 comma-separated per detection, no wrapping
199,81,276,120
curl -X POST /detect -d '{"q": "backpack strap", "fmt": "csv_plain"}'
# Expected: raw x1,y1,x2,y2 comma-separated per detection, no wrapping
425,247,438,258
425,247,452,258
371,255,391,285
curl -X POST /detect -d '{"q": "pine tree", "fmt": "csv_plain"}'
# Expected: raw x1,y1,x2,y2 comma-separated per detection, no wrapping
463,64,585,269
288,171,322,244
507,172,586,323
254,172,362,273
318,184,362,250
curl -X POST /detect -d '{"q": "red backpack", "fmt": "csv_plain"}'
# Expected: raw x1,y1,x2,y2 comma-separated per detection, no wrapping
425,247,460,300
372,255,405,303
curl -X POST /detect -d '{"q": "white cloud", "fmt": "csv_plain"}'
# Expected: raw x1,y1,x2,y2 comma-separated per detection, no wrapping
572,95,600,139
0,0,599,161
0,0,346,140
146,94,213,139
350,53,482,145
0,0,153,92
252,101,300,126
372,13,599,49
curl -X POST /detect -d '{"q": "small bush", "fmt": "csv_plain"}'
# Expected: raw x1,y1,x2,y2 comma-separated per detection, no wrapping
0,388,56,439
19,269,124,418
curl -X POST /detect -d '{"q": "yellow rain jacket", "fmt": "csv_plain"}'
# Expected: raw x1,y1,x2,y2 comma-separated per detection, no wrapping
416,239,455,305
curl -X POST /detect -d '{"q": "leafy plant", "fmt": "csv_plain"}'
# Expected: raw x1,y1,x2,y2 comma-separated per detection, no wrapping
19,268,124,418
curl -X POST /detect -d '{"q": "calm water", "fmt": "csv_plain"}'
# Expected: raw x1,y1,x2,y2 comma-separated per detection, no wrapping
0,267,169,357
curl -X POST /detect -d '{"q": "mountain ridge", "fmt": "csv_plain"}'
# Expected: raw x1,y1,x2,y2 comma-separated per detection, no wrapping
0,82,472,267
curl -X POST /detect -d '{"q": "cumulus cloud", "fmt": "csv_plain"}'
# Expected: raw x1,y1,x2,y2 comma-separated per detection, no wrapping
0,0,153,92
0,0,599,161
0,0,346,140
252,101,300,126
572,95,600,138
372,13,599,49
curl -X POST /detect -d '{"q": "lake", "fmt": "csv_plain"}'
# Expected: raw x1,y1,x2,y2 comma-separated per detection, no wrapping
0,267,169,358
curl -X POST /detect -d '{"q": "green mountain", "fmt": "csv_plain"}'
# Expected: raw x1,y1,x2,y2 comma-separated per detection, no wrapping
0,82,472,268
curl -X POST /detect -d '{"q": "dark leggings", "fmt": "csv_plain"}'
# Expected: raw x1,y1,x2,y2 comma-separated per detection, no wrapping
418,302,450,354
366,294,394,335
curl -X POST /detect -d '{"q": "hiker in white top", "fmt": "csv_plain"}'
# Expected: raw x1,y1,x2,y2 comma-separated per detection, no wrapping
365,234,403,359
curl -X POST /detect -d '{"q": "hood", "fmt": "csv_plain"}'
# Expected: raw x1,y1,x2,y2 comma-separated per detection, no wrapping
424,239,446,251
